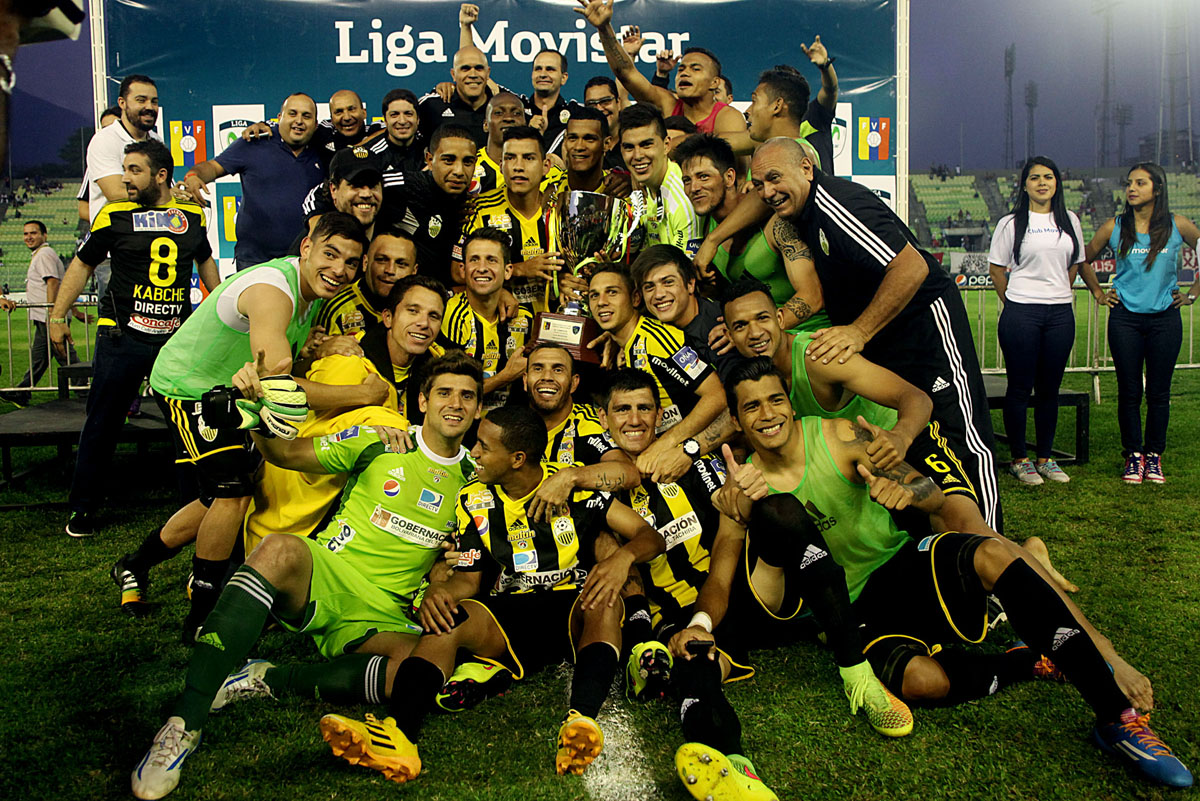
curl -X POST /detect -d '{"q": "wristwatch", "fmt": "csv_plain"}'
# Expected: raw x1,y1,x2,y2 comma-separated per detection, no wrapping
681,438,701,458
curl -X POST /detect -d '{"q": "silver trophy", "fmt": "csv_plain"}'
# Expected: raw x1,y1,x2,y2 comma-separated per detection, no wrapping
553,190,645,281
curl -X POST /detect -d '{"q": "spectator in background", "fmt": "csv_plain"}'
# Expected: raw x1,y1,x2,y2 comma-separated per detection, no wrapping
1081,162,1200,485
714,74,733,105
0,221,82,405
181,93,327,270
988,157,1086,485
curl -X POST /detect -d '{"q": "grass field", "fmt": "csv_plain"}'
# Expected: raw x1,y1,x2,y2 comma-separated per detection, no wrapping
1,367,1198,801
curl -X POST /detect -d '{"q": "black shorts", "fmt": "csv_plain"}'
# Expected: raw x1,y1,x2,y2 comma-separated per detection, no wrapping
907,421,977,503
854,532,992,684
465,590,598,679
158,395,258,499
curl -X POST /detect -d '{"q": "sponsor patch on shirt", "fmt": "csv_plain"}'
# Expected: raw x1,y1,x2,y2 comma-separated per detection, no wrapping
417,487,444,513
660,511,702,550
132,208,189,235
334,426,361,441
383,479,401,497
369,505,445,548
466,489,495,511
671,346,705,379
512,549,539,573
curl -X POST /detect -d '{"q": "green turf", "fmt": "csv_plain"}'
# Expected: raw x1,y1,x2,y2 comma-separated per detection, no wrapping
1,376,1197,801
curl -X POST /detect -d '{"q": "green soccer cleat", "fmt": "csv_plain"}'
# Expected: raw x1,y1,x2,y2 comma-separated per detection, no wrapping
436,661,513,713
320,712,421,784
556,709,604,775
626,640,673,702
675,743,779,801
841,661,914,738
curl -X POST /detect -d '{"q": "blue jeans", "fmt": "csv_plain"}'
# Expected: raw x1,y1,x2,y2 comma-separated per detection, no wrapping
997,300,1075,460
1107,303,1181,455
68,327,163,515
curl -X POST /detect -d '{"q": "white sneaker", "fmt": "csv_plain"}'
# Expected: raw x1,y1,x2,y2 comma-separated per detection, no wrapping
1035,459,1070,483
1008,459,1043,485
210,659,275,713
131,717,201,800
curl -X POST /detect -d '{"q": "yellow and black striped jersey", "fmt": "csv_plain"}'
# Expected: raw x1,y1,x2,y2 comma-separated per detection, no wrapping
315,277,386,336
456,186,560,312
622,316,715,433
622,453,727,626
455,463,614,594
470,145,565,198
441,292,535,413
543,403,615,465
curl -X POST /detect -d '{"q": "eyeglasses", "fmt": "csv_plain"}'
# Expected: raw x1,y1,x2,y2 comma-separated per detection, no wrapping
586,96,617,108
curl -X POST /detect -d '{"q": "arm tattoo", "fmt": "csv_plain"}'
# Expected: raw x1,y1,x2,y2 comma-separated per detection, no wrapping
699,409,733,448
783,295,813,323
774,219,812,262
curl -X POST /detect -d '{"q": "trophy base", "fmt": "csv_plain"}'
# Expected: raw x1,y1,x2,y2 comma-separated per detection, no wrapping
533,312,602,365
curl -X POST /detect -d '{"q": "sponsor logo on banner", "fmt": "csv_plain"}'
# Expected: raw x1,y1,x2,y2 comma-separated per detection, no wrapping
832,101,852,176
170,120,207,168
857,116,890,160
217,118,255,150
948,252,993,288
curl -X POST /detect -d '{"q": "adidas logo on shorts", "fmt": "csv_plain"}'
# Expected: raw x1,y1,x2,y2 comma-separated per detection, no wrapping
931,376,950,393
1051,626,1080,651
799,543,827,570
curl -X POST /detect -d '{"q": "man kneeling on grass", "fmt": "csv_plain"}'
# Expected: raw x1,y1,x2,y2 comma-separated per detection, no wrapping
130,353,482,800
319,406,666,782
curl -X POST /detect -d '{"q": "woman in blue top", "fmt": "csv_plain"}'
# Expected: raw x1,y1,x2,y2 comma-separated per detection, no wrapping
1082,162,1200,484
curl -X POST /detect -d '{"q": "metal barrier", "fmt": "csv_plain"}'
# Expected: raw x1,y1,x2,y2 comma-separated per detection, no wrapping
2,300,97,394
963,285,1198,403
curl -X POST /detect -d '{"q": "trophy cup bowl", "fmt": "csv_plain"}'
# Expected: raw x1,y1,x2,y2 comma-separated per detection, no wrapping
534,191,644,364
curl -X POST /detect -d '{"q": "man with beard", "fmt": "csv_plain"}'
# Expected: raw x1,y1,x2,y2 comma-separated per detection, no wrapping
750,137,1002,532
524,342,615,466
370,88,427,182
298,145,384,244
84,75,160,224
418,45,496,148
49,140,217,539
182,93,327,270
316,228,418,337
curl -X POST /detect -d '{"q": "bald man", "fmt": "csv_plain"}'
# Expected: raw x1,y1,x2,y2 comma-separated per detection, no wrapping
312,89,385,153
418,45,496,148
750,137,1002,532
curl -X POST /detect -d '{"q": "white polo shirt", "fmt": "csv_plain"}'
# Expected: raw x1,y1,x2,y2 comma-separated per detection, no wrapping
85,120,160,223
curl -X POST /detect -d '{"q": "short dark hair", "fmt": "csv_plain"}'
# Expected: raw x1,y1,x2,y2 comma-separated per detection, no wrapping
386,274,448,313
600,368,659,410
535,48,568,71
124,139,174,179
585,75,618,97
725,356,789,415
311,210,370,254
682,47,722,76
420,350,485,399
672,132,736,175
720,277,775,315
118,74,156,100
24,220,47,235
525,341,574,375
630,244,696,290
569,106,609,140
502,125,545,158
718,75,733,98
370,226,417,251
589,262,634,294
663,115,697,136
756,65,811,125
100,106,121,123
618,103,666,140
429,124,476,153
486,406,548,463
463,226,513,265
381,88,419,117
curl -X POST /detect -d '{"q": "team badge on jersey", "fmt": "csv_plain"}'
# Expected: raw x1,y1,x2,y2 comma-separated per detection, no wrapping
819,228,830,255
559,108,571,124
429,214,443,238
552,515,576,547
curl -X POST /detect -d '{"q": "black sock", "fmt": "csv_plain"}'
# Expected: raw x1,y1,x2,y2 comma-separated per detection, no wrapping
992,559,1129,723
930,648,1039,705
387,657,445,741
675,656,743,755
623,596,653,654
265,654,389,704
569,642,619,719
125,528,182,575
751,496,863,667
171,566,277,729
188,556,230,628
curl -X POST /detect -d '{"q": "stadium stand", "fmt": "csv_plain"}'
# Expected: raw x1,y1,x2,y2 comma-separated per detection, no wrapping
0,180,82,292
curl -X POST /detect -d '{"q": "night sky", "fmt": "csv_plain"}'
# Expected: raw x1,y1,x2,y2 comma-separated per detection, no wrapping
9,0,1200,171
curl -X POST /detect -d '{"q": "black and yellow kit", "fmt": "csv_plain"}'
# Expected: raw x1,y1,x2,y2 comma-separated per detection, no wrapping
623,453,726,627
441,292,535,413
358,324,445,424
456,186,560,312
543,403,615,465
621,316,714,433
314,276,387,336
77,199,211,340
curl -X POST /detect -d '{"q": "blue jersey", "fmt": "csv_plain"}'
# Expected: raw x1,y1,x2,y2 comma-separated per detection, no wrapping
1109,219,1185,314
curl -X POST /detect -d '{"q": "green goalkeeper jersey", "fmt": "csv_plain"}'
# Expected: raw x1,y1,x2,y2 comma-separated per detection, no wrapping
788,331,899,430
312,425,475,606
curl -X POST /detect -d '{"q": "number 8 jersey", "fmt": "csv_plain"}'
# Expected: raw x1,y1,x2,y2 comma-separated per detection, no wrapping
77,199,212,340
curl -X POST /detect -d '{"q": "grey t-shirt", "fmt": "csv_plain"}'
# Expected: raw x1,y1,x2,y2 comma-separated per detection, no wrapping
25,244,65,323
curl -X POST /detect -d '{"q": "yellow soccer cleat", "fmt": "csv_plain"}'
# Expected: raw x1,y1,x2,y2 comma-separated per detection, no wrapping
555,709,604,775
841,662,914,738
675,743,779,801
319,712,421,784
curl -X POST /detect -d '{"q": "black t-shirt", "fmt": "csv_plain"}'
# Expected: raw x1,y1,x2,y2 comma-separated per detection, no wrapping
794,170,951,351
523,94,582,156
310,120,386,155
682,296,738,384
801,99,835,176
78,200,212,342
369,133,428,187
418,88,495,149
378,171,471,290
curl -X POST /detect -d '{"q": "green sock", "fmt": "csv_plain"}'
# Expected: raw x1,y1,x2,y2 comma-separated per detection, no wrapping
172,566,277,729
265,654,389,704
